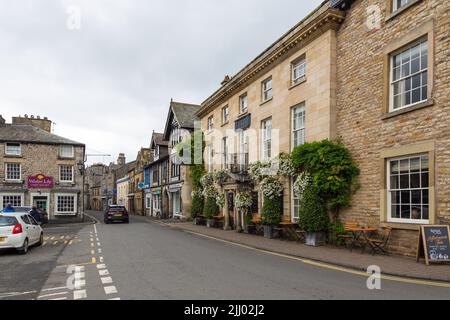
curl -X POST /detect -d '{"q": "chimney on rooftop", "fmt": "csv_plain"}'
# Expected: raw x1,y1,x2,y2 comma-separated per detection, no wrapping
221,75,231,86
0,115,5,125
117,153,126,166
12,115,52,132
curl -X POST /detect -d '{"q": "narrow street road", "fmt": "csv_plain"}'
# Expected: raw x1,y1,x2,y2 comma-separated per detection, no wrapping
1,211,450,300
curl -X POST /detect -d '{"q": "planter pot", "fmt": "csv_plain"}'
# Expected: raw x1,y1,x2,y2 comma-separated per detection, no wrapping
206,219,216,228
263,225,275,239
193,218,204,226
305,232,326,247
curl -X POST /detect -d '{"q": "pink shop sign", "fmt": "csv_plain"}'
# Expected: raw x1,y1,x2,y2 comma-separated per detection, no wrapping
28,174,54,189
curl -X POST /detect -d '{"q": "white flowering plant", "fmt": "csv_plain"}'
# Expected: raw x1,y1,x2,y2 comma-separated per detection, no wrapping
276,153,296,177
235,192,253,213
191,190,203,198
248,161,273,182
202,185,218,199
260,177,284,200
293,172,312,200
213,170,229,184
215,193,225,208
200,172,215,188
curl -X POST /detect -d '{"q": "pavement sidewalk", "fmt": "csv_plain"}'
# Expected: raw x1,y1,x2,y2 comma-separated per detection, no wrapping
151,219,450,283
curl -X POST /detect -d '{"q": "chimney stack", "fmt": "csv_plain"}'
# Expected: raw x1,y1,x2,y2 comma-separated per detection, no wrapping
0,115,5,125
117,153,126,166
221,75,231,86
12,115,52,132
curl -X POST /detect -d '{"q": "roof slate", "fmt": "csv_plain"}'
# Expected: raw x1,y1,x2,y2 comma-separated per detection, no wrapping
0,124,84,146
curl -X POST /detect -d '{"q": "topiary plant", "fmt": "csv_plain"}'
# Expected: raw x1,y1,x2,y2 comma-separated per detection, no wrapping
298,186,329,233
191,192,204,219
203,196,220,220
261,196,282,226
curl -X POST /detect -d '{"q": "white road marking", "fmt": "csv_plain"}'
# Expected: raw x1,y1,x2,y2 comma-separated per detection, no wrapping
0,291,37,299
75,266,85,272
51,297,68,300
94,224,98,234
91,250,95,255
97,242,101,246
96,264,107,269
73,290,87,300
96,237,100,241
104,286,118,295
74,280,86,288
99,269,110,276
98,248,102,253
99,257,104,263
42,286,68,292
37,292,68,299
109,297,121,300
75,272,85,280
91,243,94,247
101,277,113,284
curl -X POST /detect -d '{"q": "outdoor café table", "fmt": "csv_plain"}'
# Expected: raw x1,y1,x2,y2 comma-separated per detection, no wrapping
344,226,378,253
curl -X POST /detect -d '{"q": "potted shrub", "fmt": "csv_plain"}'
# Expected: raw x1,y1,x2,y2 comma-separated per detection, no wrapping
235,192,253,233
298,185,330,246
203,196,219,228
261,196,282,239
191,191,205,225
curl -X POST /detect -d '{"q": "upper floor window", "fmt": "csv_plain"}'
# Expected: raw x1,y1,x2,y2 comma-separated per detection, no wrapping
261,118,272,160
388,154,429,223
207,116,214,132
222,106,230,124
60,145,74,158
239,93,248,114
5,163,21,181
5,143,21,156
59,165,74,183
390,38,428,111
171,126,181,147
292,57,306,85
392,0,414,11
292,104,306,148
262,77,273,102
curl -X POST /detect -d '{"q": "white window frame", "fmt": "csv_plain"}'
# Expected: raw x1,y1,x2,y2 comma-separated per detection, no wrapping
5,163,22,181
0,193,24,209
5,143,22,156
262,77,273,102
292,58,306,85
392,0,413,12
222,137,228,169
59,165,74,183
207,116,214,132
54,193,77,215
261,118,272,160
222,106,230,124
145,194,152,209
207,145,214,172
60,145,74,158
389,38,428,112
292,104,306,149
291,177,300,223
239,93,248,114
387,154,430,224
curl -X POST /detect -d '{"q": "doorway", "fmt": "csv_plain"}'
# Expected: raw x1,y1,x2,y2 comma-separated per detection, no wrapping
227,191,235,229
31,195,49,213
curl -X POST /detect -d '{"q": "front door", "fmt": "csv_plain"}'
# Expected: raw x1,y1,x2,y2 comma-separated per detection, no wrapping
227,192,235,229
172,191,181,217
32,196,49,214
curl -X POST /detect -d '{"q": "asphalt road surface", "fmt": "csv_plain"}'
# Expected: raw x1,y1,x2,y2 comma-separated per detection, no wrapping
1,212,450,300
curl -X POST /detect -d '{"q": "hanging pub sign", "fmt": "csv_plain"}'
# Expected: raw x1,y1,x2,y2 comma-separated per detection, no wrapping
417,225,450,265
28,174,54,189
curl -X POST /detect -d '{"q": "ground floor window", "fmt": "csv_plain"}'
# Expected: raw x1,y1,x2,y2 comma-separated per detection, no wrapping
291,177,300,223
55,194,77,214
388,154,429,223
1,194,23,209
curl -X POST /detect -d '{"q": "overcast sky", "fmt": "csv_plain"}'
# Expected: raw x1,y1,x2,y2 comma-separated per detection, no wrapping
0,0,323,165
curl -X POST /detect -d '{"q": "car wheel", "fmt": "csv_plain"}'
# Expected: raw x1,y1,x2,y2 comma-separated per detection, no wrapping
37,233,44,246
18,239,29,255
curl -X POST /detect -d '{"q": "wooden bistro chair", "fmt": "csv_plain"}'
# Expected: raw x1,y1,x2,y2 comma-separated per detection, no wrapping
337,221,359,249
364,227,393,256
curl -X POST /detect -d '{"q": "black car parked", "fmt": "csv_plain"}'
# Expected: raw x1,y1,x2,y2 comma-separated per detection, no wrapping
104,205,129,224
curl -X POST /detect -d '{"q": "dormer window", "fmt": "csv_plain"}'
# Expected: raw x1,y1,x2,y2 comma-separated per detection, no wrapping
5,143,21,156
60,145,74,158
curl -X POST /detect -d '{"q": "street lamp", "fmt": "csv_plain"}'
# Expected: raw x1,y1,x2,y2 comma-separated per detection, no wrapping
77,160,86,221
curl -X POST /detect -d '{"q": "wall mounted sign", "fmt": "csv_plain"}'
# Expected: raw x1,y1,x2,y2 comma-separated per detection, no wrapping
28,174,54,189
417,225,450,265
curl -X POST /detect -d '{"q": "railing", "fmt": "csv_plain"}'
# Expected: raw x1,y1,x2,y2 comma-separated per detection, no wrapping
225,153,249,174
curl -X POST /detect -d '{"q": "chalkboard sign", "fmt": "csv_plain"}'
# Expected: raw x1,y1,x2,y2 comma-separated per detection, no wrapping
417,225,450,265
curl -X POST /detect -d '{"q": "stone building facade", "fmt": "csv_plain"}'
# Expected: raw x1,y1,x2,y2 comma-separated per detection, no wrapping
0,115,85,220
333,0,450,256
196,2,345,229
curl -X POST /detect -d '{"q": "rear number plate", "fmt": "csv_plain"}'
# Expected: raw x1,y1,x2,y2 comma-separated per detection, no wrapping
0,237,6,242
114,214,122,217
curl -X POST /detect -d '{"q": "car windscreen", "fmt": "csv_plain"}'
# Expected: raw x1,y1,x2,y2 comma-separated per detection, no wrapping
0,216,19,227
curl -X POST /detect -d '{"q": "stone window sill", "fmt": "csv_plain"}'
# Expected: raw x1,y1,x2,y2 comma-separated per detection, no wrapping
260,97,273,107
4,180,23,184
4,155,23,159
289,77,307,90
385,0,423,22
380,222,424,231
221,121,230,127
381,99,434,120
